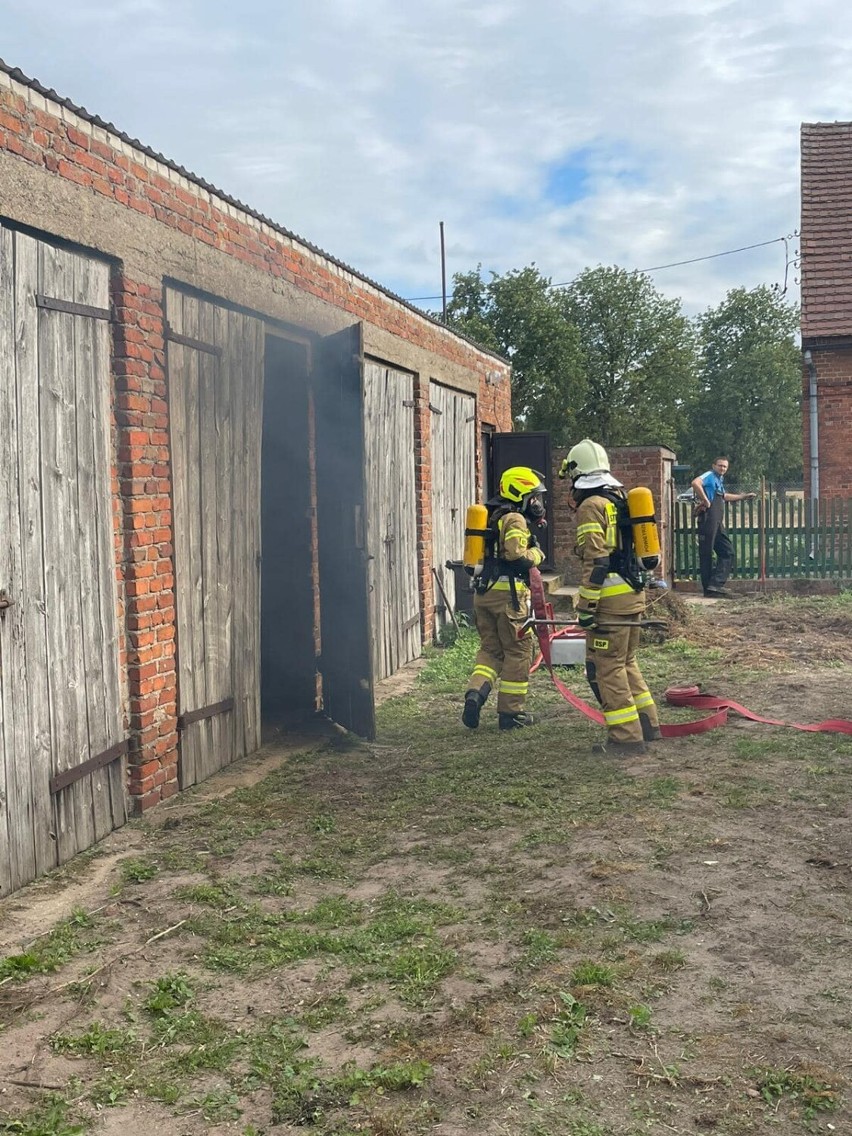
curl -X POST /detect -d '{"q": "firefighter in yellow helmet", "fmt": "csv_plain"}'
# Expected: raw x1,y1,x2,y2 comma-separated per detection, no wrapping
559,440,661,755
462,466,547,730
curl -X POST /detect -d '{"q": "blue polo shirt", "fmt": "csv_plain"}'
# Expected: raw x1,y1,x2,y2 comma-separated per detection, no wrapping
699,470,725,503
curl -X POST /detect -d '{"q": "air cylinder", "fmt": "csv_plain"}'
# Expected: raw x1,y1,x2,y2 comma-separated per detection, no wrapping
627,486,660,570
463,503,489,574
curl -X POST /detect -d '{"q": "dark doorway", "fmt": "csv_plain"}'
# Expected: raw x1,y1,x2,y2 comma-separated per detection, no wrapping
490,431,554,568
260,334,317,727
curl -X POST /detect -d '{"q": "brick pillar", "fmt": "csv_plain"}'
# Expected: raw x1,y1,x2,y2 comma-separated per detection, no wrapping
111,272,179,810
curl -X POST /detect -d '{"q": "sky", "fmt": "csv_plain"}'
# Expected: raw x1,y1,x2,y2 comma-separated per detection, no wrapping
2,0,851,317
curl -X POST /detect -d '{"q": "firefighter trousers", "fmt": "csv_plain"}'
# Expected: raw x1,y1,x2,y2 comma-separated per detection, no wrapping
465,588,534,713
584,623,659,744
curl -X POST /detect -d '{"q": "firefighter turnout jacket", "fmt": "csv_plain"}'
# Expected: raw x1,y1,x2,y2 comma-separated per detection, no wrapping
466,509,544,715
575,493,645,621
574,492,658,745
487,509,545,600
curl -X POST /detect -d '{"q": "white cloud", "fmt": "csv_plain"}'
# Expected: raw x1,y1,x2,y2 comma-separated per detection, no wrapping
2,0,850,313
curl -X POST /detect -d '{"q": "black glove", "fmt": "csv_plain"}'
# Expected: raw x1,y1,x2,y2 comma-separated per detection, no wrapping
578,611,596,630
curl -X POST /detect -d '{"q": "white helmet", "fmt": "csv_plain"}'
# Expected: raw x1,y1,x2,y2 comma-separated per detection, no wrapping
559,439,610,481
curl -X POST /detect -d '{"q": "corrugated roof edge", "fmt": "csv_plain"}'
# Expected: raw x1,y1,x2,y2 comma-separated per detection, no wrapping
0,56,509,367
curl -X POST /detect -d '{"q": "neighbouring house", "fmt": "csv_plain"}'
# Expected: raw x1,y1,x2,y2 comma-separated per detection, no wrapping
0,59,512,895
800,122,852,498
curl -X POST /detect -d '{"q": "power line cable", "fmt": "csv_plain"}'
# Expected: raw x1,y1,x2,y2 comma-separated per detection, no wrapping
403,235,787,302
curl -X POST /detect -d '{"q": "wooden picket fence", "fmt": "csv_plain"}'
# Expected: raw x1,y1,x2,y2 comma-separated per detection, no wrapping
673,494,852,580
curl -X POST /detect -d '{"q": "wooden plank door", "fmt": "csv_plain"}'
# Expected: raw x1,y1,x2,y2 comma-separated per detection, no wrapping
429,383,476,631
314,324,375,739
0,226,126,895
166,289,264,789
363,361,420,680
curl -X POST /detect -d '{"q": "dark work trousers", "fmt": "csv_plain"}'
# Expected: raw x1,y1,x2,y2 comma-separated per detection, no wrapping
697,496,734,592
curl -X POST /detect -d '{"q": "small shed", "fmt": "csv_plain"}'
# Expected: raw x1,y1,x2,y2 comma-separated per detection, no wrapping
0,59,512,895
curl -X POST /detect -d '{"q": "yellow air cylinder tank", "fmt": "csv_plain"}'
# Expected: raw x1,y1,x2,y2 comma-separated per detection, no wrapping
463,503,489,574
627,486,661,570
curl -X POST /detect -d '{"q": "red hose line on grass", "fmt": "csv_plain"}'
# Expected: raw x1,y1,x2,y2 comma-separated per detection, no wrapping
526,569,852,737
536,652,852,737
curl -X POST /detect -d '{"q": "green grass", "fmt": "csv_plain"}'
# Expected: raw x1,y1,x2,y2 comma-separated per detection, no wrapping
3,607,851,1136
143,971,195,1016
53,1021,137,1057
0,1094,89,1135
181,889,461,1007
547,992,588,1058
49,1003,433,1123
571,961,616,988
0,909,104,983
119,856,159,884
756,1065,842,1117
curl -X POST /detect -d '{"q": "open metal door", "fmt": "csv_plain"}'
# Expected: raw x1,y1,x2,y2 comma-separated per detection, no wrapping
491,432,553,568
314,324,376,739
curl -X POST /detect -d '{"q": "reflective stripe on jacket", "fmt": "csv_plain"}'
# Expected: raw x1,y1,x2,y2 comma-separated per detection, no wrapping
491,511,544,592
574,494,645,618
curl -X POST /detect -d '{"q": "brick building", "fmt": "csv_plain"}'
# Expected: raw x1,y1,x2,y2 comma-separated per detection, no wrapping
800,122,852,497
0,60,511,893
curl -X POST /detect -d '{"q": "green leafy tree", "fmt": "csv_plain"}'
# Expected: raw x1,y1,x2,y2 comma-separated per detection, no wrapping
445,265,586,443
684,286,802,485
559,266,698,448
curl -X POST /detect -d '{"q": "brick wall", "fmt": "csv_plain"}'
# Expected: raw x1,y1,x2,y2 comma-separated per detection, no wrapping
0,69,513,812
550,446,675,582
0,78,511,385
801,344,852,498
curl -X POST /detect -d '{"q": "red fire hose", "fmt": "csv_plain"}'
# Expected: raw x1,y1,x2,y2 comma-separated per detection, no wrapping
527,569,852,738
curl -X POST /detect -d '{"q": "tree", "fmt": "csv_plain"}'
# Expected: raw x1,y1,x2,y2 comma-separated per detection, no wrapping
559,266,698,449
445,265,586,444
683,287,802,485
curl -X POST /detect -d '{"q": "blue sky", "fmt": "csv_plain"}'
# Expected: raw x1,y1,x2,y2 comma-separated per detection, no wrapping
2,0,851,315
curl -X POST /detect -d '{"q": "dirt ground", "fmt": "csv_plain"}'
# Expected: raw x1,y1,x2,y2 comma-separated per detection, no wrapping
1,591,851,1136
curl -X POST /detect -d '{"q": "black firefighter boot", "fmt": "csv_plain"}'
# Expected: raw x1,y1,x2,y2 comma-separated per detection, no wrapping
592,737,647,756
498,711,536,730
462,685,491,729
639,712,663,742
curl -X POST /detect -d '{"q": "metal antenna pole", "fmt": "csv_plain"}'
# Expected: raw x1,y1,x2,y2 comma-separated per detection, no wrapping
439,221,447,320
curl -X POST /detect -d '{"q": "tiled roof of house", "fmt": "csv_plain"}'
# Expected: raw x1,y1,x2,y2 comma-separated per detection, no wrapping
801,122,852,339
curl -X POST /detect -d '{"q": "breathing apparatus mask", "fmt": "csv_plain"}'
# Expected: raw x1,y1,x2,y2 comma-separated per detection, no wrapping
525,492,547,527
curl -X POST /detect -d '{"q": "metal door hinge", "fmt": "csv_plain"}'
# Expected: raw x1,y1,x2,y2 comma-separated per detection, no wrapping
36,294,113,321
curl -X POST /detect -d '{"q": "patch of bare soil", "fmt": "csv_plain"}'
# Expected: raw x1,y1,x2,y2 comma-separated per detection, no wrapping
667,589,852,667
375,656,428,706
1,597,851,1136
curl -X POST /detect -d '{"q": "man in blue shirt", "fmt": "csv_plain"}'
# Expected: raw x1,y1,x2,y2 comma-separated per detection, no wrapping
690,457,755,597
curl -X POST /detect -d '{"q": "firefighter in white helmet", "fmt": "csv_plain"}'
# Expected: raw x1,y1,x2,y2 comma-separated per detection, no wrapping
462,466,547,730
559,439,661,755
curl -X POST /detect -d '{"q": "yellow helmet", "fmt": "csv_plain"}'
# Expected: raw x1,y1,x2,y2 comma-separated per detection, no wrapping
498,466,546,505
559,439,610,481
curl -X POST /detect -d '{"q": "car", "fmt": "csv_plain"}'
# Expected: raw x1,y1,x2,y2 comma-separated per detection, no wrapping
676,490,695,502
